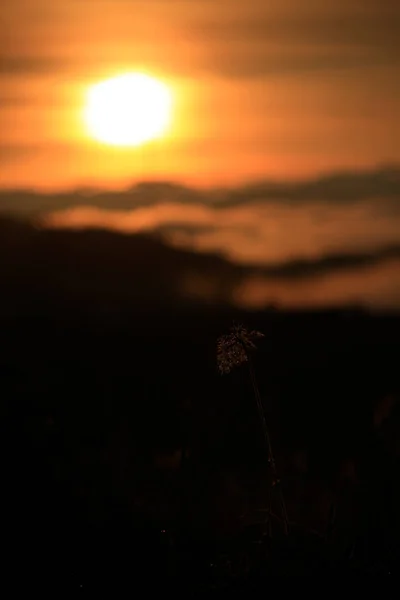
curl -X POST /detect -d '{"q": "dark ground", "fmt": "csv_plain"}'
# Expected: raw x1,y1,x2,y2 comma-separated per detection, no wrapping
0,217,399,587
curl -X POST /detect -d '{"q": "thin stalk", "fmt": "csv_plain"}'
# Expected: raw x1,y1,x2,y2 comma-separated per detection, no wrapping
247,355,289,535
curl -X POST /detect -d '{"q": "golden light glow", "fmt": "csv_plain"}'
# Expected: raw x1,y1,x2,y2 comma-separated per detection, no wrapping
84,73,172,147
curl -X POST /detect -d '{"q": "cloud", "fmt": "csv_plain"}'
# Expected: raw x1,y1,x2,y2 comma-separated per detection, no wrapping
188,7,400,49
222,166,400,206
185,2,400,77
254,246,400,279
1,165,399,310
0,54,70,76
2,1,400,84
0,144,39,163
1,166,399,267
234,258,400,311
41,199,400,266
2,165,399,211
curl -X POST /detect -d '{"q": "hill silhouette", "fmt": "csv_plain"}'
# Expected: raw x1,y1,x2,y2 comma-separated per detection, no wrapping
0,215,399,319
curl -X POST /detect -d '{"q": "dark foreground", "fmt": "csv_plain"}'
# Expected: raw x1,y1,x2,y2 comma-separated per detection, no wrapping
0,219,399,586
2,307,399,588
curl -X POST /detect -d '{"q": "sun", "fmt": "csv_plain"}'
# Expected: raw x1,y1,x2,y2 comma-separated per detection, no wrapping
84,73,172,147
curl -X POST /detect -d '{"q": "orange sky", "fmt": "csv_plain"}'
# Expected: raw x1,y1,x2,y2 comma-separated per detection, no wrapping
1,0,399,190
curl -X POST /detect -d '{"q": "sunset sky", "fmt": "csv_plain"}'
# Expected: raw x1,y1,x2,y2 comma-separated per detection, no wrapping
1,0,399,189
1,0,399,310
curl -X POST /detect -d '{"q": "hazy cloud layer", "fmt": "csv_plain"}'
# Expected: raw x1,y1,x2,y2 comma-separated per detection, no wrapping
233,259,400,311
3,1,399,78
42,199,400,267
1,166,395,265
1,166,399,311
2,165,399,210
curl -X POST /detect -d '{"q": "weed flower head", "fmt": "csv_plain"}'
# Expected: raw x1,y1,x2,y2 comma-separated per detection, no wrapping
217,323,264,374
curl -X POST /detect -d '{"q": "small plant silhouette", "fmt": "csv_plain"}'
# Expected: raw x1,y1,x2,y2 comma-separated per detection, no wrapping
217,322,289,535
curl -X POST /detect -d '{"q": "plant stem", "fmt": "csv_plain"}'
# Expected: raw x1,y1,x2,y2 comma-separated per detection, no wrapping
247,355,289,535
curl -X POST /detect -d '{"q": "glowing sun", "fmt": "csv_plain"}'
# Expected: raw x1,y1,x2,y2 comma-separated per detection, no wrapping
84,73,172,147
